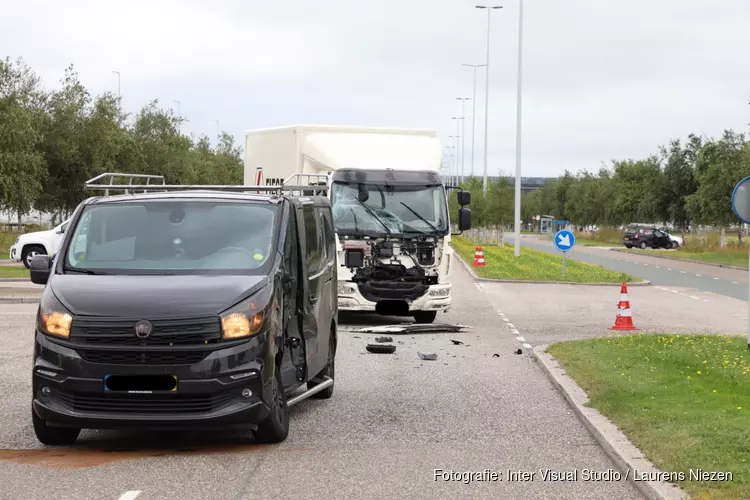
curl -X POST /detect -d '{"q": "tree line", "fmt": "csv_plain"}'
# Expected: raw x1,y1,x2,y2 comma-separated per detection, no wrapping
451,127,750,231
0,57,243,225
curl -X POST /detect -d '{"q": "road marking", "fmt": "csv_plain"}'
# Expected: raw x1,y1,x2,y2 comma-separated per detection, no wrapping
714,277,719,280
668,268,673,271
733,281,739,284
655,266,660,268
522,343,532,349
695,274,702,277
690,296,699,300
516,336,525,342
474,283,483,292
680,271,686,274
507,323,515,329
118,492,142,500
671,290,679,293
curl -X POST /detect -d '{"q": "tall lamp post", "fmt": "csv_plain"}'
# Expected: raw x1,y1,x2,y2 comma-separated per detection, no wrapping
462,64,486,178
456,97,471,184
475,4,503,195
448,136,458,185
112,71,120,97
513,0,525,257
451,117,463,185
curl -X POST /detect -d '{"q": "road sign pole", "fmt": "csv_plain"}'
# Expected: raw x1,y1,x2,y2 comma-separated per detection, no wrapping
731,176,750,349
562,252,566,276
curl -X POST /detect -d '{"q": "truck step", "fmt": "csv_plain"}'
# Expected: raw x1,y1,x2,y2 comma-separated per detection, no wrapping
286,376,333,407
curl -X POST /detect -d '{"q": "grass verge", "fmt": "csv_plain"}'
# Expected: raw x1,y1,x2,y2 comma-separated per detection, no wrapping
548,334,750,499
642,249,747,268
452,236,636,283
0,266,29,278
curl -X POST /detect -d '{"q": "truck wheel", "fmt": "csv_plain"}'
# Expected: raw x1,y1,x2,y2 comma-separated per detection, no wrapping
32,406,80,446
254,367,289,444
413,311,437,324
22,245,46,269
308,329,335,399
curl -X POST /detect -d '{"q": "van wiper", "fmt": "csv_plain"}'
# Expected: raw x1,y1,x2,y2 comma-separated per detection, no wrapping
354,198,391,235
400,202,438,233
65,268,111,275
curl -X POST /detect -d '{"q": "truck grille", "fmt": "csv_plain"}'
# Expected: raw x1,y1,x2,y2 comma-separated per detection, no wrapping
70,316,222,346
55,390,234,414
78,350,208,365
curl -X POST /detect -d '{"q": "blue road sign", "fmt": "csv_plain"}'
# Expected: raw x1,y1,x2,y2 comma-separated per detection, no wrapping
552,220,570,225
553,229,576,252
731,176,750,225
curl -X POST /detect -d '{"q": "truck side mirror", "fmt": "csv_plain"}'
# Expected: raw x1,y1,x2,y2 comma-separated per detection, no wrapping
457,191,471,206
457,208,471,233
29,255,52,285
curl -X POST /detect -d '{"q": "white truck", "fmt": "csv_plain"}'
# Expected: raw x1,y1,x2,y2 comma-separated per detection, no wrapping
9,219,70,268
243,124,472,323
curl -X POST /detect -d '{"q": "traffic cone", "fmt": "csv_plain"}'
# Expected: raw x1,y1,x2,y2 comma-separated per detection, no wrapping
609,282,638,331
473,246,486,267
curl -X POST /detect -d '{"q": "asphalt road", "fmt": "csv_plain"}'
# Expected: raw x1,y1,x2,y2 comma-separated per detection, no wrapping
508,234,749,301
0,265,643,500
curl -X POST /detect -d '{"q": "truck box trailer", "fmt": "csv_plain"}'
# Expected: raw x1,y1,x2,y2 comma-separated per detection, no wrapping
243,124,471,323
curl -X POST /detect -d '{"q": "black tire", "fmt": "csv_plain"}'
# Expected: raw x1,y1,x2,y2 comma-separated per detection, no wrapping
413,311,438,324
32,406,80,446
308,329,335,399
671,241,679,249
21,245,46,269
639,241,647,250
254,367,289,444
624,245,632,249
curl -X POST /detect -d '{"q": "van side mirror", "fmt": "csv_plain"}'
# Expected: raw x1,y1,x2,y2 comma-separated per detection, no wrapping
29,255,52,285
457,191,471,206
454,207,471,234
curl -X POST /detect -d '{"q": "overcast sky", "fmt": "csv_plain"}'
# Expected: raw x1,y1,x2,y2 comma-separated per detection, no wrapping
3,0,750,178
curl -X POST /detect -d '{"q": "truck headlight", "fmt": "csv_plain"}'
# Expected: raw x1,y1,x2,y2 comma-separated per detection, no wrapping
219,286,271,340
338,283,357,295
429,286,450,297
38,291,73,339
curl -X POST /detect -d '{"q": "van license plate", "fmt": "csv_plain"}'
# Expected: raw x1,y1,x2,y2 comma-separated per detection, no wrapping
104,374,177,393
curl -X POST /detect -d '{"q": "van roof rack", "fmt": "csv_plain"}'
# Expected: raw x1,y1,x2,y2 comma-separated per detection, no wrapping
84,173,328,196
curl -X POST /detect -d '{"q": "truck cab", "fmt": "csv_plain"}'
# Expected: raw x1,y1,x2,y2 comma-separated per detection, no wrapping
28,174,337,446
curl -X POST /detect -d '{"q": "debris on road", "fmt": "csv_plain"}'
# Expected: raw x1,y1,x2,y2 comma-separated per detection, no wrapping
375,336,393,343
418,352,438,361
493,353,500,358
351,323,469,334
366,344,396,354
449,339,464,345
514,349,523,355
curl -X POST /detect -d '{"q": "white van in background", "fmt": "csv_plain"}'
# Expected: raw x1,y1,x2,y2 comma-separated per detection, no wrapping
9,219,70,268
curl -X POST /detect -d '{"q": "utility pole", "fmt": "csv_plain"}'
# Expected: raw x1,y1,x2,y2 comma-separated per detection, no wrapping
475,4,503,195
456,97,470,184
462,64,486,178
513,0,524,257
173,100,181,116
112,71,120,97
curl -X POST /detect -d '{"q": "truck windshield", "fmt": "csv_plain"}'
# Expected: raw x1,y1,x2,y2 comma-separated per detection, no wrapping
331,182,448,236
64,201,279,275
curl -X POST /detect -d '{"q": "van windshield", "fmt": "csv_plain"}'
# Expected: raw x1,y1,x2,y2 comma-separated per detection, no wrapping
64,200,280,275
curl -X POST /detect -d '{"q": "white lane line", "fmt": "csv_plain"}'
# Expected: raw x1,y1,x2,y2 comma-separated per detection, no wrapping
502,318,509,322
474,283,483,292
522,343,532,349
671,290,679,293
690,296,699,300
668,268,673,271
507,323,515,329
118,492,142,500
714,277,719,280
695,274,702,277
655,266,660,269
680,271,686,274
516,336,525,342
733,281,739,284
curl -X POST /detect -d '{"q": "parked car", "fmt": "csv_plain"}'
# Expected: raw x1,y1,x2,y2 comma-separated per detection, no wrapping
622,225,673,249
657,227,683,249
9,219,70,268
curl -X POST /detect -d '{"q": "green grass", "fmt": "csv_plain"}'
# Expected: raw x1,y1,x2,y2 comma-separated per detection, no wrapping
452,236,636,283
548,334,750,500
0,266,29,278
0,232,16,260
627,249,748,268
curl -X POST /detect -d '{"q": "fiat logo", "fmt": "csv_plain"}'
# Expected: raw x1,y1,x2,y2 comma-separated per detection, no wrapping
134,320,153,339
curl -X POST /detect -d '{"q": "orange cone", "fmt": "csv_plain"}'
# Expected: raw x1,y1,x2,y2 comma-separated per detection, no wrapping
609,282,638,331
473,246,486,267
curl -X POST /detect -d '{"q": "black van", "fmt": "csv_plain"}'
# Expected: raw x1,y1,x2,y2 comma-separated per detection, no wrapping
622,224,672,249
29,177,337,445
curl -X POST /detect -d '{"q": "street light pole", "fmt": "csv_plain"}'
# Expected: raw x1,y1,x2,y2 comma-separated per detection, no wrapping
448,138,456,185
451,118,463,186
476,4,503,195
456,97,470,184
112,71,120,97
462,64,486,179
513,0,524,257
173,100,181,116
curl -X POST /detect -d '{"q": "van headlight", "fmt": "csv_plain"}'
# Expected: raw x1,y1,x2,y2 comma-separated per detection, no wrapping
219,286,272,340
37,291,73,339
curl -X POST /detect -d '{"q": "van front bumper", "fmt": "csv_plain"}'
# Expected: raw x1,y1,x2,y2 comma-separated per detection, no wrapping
32,331,273,431
9,244,19,262
337,282,451,313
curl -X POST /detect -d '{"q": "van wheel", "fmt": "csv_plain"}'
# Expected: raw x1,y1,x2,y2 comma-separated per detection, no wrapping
671,241,679,249
639,242,647,250
32,406,80,446
413,311,437,324
22,245,46,269
308,329,335,399
255,367,289,443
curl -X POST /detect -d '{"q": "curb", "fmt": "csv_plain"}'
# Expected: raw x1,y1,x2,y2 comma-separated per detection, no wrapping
454,252,651,287
0,296,40,303
532,344,687,500
609,248,748,271
0,278,28,282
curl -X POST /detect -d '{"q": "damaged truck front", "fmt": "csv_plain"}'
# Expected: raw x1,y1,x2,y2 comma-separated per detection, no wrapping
243,125,471,324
